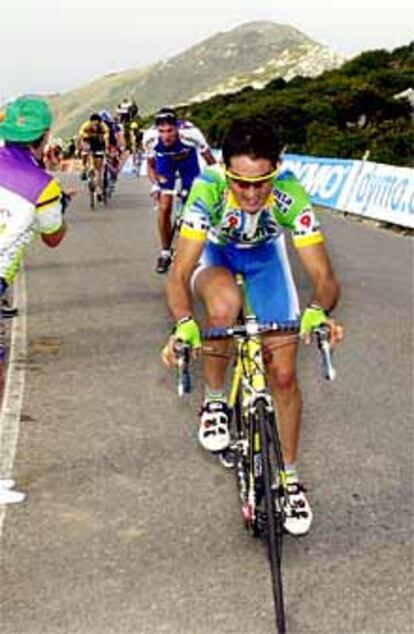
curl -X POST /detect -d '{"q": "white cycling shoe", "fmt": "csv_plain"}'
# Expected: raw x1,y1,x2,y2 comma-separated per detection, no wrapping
0,479,15,489
0,480,25,505
198,400,230,453
283,481,313,537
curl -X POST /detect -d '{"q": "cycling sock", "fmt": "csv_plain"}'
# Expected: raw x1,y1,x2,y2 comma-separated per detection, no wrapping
161,249,171,257
285,463,299,483
204,387,226,402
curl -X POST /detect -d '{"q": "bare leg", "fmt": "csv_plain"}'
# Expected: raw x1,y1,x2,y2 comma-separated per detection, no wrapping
94,157,104,193
158,193,173,251
195,267,242,391
264,336,301,465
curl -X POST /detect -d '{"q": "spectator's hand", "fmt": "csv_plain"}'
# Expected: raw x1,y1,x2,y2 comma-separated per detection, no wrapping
64,187,78,198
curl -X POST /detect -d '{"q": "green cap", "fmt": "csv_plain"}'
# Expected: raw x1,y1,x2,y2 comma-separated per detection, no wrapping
0,96,52,143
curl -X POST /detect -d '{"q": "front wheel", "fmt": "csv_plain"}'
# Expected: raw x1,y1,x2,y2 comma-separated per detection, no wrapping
88,173,96,210
256,400,286,634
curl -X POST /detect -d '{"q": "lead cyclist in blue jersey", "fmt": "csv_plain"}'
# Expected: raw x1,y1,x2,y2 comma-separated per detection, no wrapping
143,108,216,273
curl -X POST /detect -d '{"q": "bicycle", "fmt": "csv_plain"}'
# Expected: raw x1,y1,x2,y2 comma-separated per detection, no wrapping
174,280,335,634
83,152,107,209
103,150,120,201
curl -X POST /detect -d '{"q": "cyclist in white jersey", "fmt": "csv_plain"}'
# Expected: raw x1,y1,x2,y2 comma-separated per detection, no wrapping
143,108,216,273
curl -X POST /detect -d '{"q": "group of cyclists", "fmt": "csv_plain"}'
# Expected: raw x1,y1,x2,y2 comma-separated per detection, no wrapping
76,100,143,202
43,99,143,203
0,95,344,536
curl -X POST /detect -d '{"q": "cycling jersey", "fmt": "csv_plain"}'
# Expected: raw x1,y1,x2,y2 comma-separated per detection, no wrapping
184,166,324,322
143,121,210,192
0,144,64,285
180,165,324,249
78,121,109,145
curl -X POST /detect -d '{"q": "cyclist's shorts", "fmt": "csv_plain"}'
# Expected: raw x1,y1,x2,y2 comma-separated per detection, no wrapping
156,150,200,193
82,138,105,157
193,238,300,323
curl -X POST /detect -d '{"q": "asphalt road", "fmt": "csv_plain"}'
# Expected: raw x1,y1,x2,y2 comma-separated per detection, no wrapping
0,175,412,634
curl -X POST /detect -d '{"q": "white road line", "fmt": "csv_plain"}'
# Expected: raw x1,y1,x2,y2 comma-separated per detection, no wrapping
0,270,27,537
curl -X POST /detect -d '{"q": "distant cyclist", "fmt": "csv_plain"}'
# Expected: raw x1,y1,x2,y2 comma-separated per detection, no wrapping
116,98,138,125
143,107,216,273
99,110,126,187
43,137,64,171
77,113,109,200
128,120,143,175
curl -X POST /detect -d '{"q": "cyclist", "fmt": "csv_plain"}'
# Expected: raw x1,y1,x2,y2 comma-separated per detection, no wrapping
77,113,109,200
99,110,125,191
116,98,138,125
162,118,344,536
143,107,216,274
0,96,69,505
128,120,143,175
43,137,63,171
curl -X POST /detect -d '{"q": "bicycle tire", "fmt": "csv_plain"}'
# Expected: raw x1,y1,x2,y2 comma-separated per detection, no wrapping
256,399,286,634
88,179,96,210
102,166,109,205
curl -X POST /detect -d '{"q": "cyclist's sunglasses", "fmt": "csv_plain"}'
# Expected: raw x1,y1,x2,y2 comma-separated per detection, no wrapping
225,168,279,189
155,114,177,126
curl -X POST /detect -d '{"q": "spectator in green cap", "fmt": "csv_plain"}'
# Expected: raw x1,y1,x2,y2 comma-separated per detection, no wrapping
0,97,72,485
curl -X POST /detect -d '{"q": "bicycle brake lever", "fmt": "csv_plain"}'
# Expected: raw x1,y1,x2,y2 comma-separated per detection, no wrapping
174,340,192,396
315,326,336,381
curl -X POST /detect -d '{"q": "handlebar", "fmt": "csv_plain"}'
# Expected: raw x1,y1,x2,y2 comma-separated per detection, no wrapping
202,320,300,340
314,325,336,381
174,320,336,396
174,340,192,397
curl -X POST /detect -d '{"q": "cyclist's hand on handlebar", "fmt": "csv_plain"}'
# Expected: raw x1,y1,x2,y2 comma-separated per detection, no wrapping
300,305,344,347
161,317,202,368
161,335,179,368
150,183,161,201
324,318,344,348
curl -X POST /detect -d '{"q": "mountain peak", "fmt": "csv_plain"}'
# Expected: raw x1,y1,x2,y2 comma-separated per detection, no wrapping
51,21,344,136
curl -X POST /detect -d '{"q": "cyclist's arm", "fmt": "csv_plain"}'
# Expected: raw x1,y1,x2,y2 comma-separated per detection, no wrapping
35,179,68,248
201,148,216,166
77,123,89,142
146,156,159,185
296,242,340,313
166,236,205,321
41,224,67,247
102,123,110,148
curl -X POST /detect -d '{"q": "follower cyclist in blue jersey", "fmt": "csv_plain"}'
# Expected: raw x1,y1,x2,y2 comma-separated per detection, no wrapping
143,108,216,273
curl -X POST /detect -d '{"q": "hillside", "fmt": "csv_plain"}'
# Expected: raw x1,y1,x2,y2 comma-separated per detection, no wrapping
50,20,344,137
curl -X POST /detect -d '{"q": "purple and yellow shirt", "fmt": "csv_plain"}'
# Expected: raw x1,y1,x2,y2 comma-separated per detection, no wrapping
0,144,64,284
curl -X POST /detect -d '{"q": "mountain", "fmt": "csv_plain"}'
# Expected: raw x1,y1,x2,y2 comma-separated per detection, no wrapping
50,21,345,137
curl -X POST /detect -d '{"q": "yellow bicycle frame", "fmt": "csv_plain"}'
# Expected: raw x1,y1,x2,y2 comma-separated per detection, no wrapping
226,275,288,490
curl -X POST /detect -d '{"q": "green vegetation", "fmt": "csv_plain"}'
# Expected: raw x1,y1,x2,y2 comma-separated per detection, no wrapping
174,43,414,167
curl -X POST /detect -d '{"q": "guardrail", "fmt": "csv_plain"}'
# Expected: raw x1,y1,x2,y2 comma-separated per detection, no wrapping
283,154,414,229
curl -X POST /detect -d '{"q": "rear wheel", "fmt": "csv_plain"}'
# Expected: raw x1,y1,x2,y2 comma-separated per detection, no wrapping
102,166,109,204
88,171,96,210
256,399,286,634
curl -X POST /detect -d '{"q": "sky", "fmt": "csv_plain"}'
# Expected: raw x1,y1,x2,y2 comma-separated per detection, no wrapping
1,0,412,103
